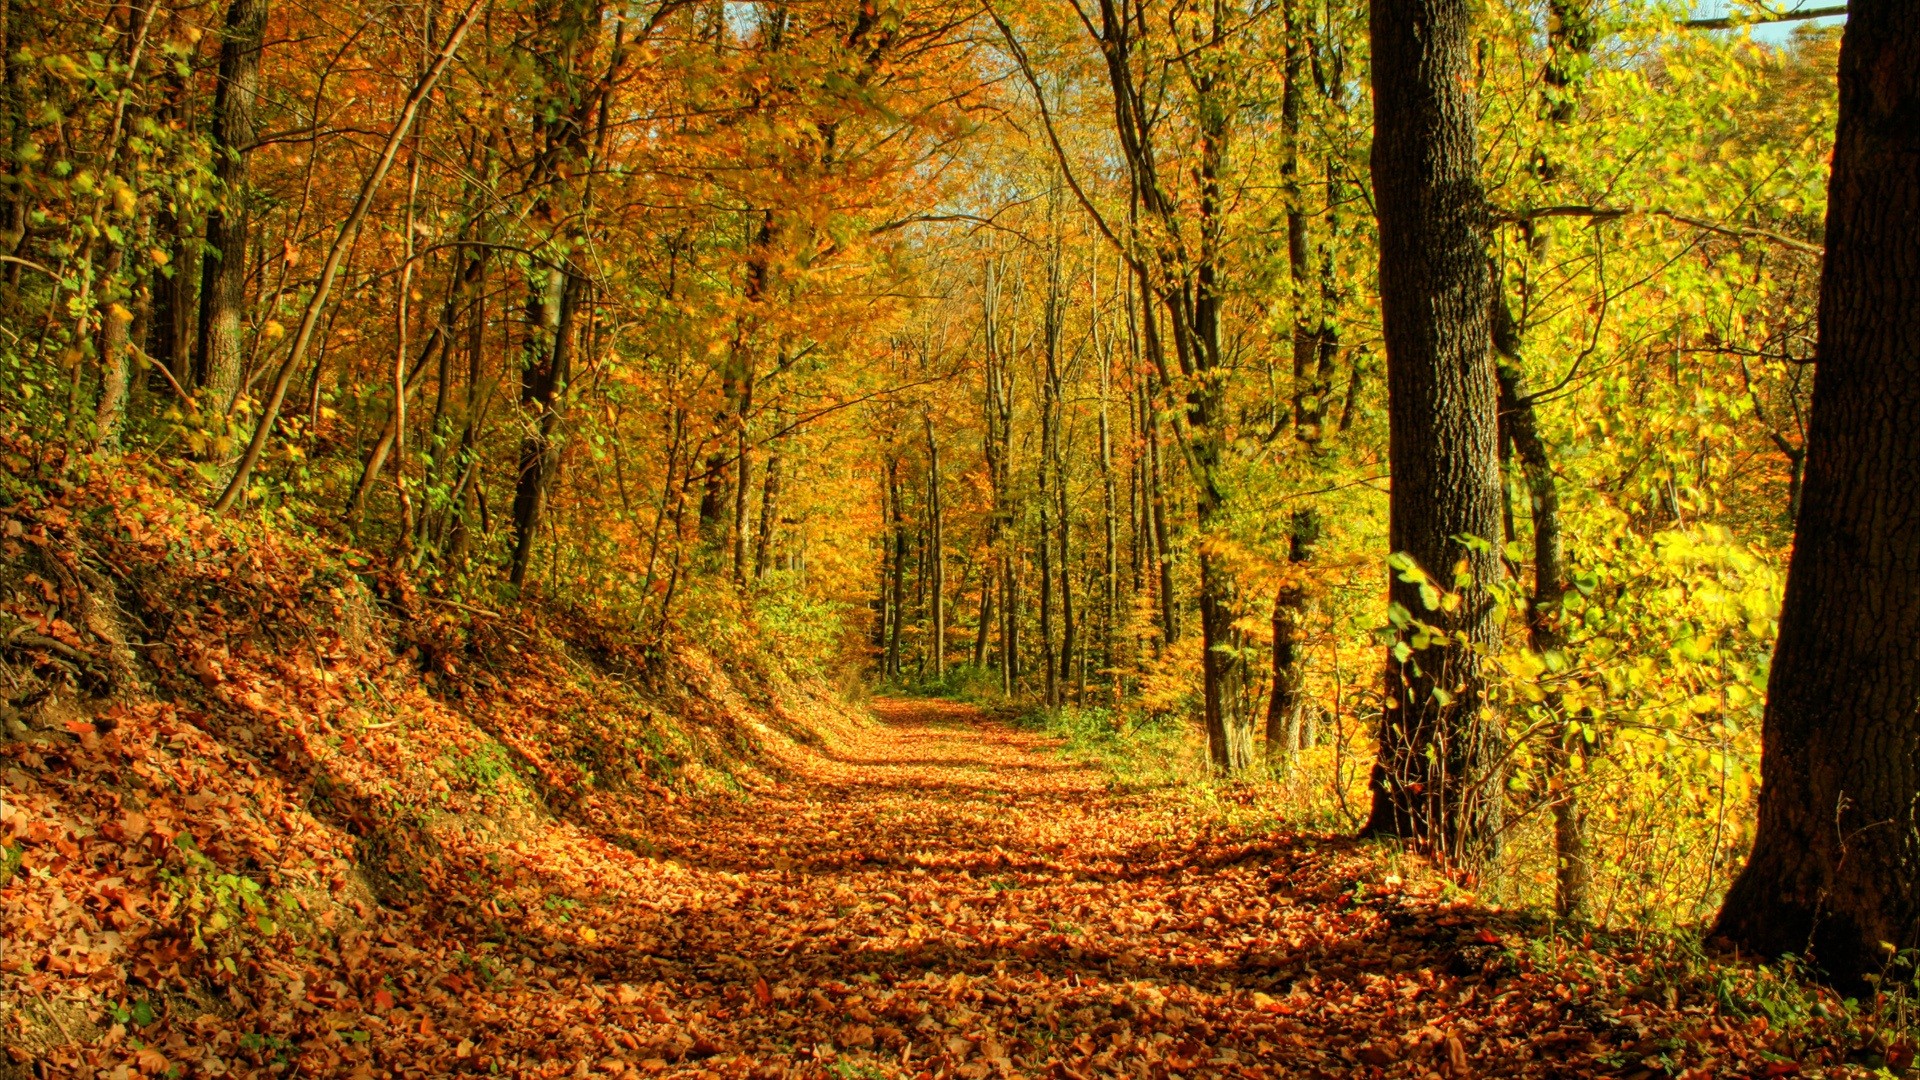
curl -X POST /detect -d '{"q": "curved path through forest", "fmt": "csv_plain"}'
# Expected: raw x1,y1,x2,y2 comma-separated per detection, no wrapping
452,699,1763,1078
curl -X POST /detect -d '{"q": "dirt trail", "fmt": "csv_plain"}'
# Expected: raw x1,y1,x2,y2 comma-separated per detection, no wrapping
450,697,1725,1079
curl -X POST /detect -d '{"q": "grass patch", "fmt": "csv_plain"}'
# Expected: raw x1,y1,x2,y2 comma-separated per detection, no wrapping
1011,703,1203,790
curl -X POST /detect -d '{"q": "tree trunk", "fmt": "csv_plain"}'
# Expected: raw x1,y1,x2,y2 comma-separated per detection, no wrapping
1002,551,1020,696
1494,297,1586,918
1098,317,1119,687
926,417,944,678
1362,0,1506,859
509,269,584,586
1713,0,1920,990
973,576,993,671
887,457,907,679
1146,400,1177,648
754,432,783,577
91,244,133,452
1282,0,1315,438
731,371,754,585
1267,508,1320,768
195,0,269,412
145,57,195,393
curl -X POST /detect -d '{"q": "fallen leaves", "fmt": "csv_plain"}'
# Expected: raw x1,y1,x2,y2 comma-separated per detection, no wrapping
0,466,1891,1077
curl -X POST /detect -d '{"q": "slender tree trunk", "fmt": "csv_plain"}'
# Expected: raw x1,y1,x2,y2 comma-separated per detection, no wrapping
754,431,783,577
510,268,584,586
926,417,944,678
1039,459,1057,705
1494,299,1585,915
195,0,268,412
732,371,754,585
1282,0,1316,437
888,457,908,679
1147,401,1176,648
1002,549,1020,696
92,247,134,453
1266,508,1320,767
1362,0,1506,859
1098,317,1118,687
145,56,194,393
875,474,892,659
1714,0,1920,990
973,576,993,670
1055,395,1075,698
0,0,27,280
446,248,489,565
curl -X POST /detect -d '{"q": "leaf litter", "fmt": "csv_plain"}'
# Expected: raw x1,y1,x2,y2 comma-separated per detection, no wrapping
0,466,1895,1078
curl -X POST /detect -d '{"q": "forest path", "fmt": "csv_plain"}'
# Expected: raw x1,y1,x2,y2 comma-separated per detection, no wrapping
498,697,1686,1079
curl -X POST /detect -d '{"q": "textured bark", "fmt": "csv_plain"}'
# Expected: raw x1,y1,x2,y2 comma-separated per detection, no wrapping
754,435,783,578
1713,0,1920,989
145,58,195,393
1266,509,1320,767
0,0,26,277
1146,403,1177,647
195,0,269,411
1281,0,1315,437
1362,0,1506,858
509,269,584,586
731,372,754,584
91,247,133,453
926,417,944,678
887,458,908,679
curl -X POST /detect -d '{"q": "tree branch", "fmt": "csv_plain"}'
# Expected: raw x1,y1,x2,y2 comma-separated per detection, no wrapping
1498,203,1822,256
1685,4,1845,30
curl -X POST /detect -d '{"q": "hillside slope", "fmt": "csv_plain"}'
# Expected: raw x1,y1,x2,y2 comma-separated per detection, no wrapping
0,459,860,1076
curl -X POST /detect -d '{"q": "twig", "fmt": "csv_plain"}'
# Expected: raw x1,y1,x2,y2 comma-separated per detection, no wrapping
1500,203,1822,257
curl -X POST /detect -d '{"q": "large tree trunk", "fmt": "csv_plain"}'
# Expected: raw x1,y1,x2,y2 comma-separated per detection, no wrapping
1362,0,1506,859
1713,1,1920,990
195,0,269,412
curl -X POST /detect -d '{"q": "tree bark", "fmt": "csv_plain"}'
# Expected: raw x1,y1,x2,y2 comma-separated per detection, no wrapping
195,0,269,412
926,416,944,678
145,56,195,393
1494,295,1586,918
887,457,908,679
1267,508,1320,768
509,268,584,586
1362,0,1506,859
754,430,783,577
1713,0,1920,990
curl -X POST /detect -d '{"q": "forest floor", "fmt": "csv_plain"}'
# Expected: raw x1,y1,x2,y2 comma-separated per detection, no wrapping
504,696,1842,1080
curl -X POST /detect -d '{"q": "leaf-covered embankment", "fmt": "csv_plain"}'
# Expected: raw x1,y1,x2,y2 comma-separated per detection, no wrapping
0,456,857,1075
